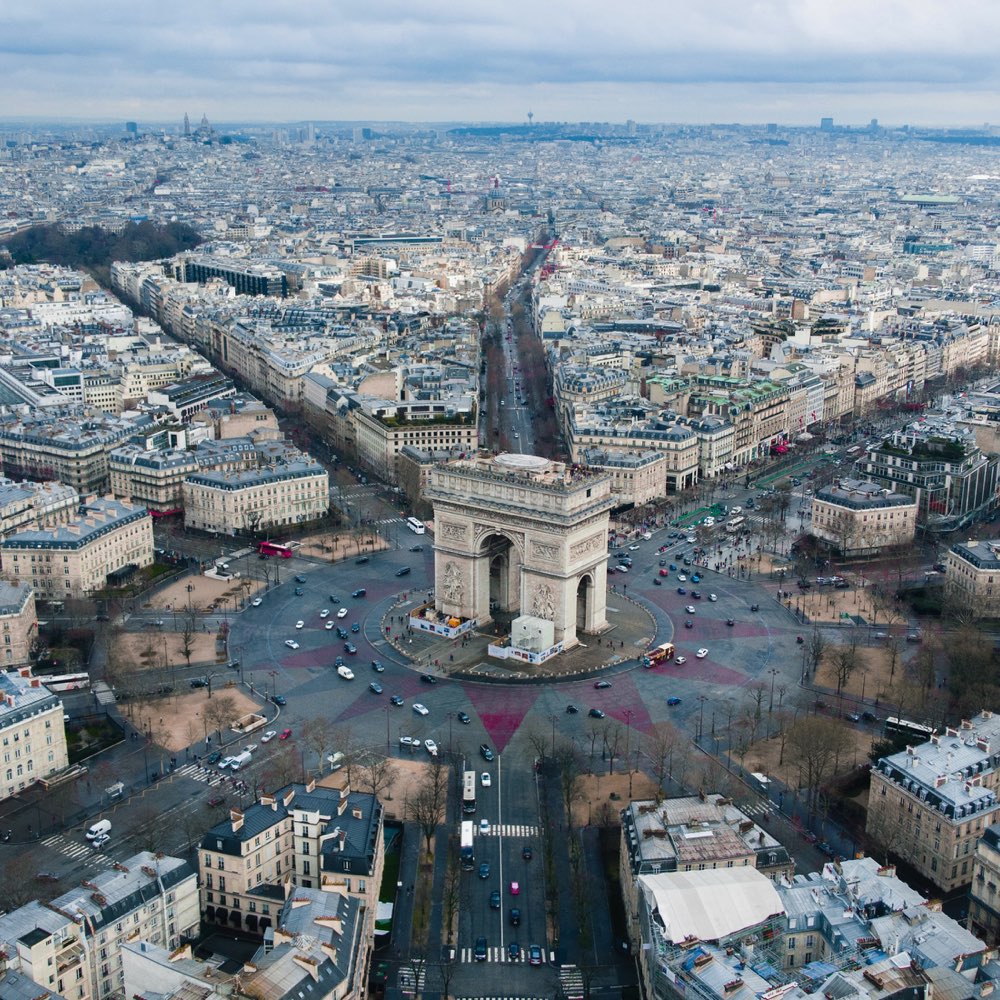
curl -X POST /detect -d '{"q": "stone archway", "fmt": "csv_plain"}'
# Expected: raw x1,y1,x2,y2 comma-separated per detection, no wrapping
427,453,615,648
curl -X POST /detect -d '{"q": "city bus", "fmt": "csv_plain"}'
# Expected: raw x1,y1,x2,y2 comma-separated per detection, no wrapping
42,672,91,692
462,770,477,815
884,717,935,743
258,541,293,558
644,642,675,667
406,517,426,535
726,516,746,533
460,820,475,870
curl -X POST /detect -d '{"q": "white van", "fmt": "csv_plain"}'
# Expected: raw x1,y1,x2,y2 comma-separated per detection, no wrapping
86,819,111,841
229,751,253,771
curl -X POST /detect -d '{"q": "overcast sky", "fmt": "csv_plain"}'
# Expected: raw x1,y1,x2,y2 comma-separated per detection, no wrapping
6,0,1000,127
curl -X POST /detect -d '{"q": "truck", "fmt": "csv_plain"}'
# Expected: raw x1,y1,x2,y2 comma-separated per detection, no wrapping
86,819,111,840
229,751,253,771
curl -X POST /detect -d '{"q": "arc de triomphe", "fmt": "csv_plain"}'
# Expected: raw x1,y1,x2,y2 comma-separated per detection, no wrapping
424,453,614,648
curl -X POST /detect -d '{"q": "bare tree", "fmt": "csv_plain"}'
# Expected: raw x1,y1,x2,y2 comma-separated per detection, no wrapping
602,722,625,775
787,716,852,812
204,694,236,741
647,722,683,801
300,716,338,777
833,633,859,697
807,627,827,678
554,739,585,829
409,759,449,854
0,853,44,909
179,613,196,672
355,749,398,801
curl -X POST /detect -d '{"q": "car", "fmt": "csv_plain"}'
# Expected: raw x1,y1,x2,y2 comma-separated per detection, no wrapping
242,743,258,754
685,605,696,614
319,608,330,618
280,729,292,740
588,708,606,719
369,681,383,694
190,677,207,688
390,695,404,706
284,639,300,649
818,841,834,857
750,604,759,612
677,586,687,595
355,556,369,565
260,730,277,743
410,544,424,552
708,593,718,602
272,695,286,706
335,655,345,666
324,621,334,630
696,648,709,658
207,751,223,765
628,543,640,551
481,818,492,835
522,844,533,860
616,565,628,573
295,620,304,629
207,794,225,807
510,880,520,895
684,620,693,628
395,566,411,577
659,559,667,567
294,575,306,583
420,673,438,684
481,772,491,787
675,655,687,664
251,597,262,607
351,588,367,598
862,710,880,723
337,608,348,618
371,659,385,672
345,642,358,654
480,743,495,761
399,735,421,748
594,680,612,689
337,665,354,680
479,862,491,879
475,937,488,961
683,557,693,566
218,756,238,769
488,886,502,906
413,703,429,716
566,704,579,714
424,739,439,756
528,944,543,966
351,622,360,633
336,627,349,639
294,588,304,596
92,832,111,849
691,591,701,599
691,574,701,583
669,563,677,571
845,712,861,723
653,576,663,586
677,574,687,582
457,711,471,724
508,939,521,958
667,696,682,706
802,830,818,844
727,618,735,626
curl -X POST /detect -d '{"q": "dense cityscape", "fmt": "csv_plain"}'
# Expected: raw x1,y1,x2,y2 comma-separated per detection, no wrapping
2,112,1000,1000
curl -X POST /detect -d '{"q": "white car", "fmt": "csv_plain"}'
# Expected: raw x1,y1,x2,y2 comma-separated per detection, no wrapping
243,744,257,754
260,730,277,743
325,621,334,630
675,655,687,665
686,536,696,543
424,739,439,756
696,648,709,658
703,518,715,526
295,620,304,629
319,609,330,618
677,574,687,582
91,832,111,849
251,597,262,607
481,772,491,787
218,756,238,769
685,605,696,614
337,608,348,618
730,506,742,515
479,818,491,834
628,544,640,550
708,594,718,602
284,639,299,649
412,703,429,716
337,665,355,680
399,735,421,748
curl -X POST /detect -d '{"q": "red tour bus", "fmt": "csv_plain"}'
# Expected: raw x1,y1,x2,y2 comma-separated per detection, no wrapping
258,541,293,558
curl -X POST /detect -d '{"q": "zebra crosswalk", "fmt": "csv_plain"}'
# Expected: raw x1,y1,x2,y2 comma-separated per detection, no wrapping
459,945,531,964
480,824,538,838
397,965,426,993
560,964,584,999
175,763,226,786
741,801,774,818
41,834,115,870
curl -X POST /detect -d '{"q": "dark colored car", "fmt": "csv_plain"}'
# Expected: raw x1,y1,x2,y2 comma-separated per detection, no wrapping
207,794,225,807
371,660,385,672
370,682,383,695
589,708,605,719
529,944,543,966
685,620,694,628
475,937,488,961
345,642,358,654
457,711,471,724
489,890,501,909
294,587,303,596
355,556,369,565
677,586,686,594
522,845,533,860
691,591,701,599
654,577,662,586
207,751,222,764
272,695,286,706
508,941,520,961
294,575,306,583
594,680,612,689
565,704,579,714
390,694,404,706
727,618,735,626
190,678,207,688
479,862,491,879
410,545,424,552
667,697,682,706
351,622,360,633
352,588,366,598
510,907,521,926
480,743,495,762
395,566,411,577
421,673,438,684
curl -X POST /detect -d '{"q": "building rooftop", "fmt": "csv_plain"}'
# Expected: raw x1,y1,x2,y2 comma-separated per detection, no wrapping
1,497,148,550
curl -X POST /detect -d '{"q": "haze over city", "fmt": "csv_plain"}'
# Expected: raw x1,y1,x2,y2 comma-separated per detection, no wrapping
7,0,1000,125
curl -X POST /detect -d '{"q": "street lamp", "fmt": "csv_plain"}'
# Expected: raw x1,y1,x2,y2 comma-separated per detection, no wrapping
697,695,707,741
767,668,779,713
624,709,634,764
549,714,558,757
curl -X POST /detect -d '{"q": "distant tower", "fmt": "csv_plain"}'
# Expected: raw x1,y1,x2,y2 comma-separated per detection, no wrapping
527,110,533,126
183,113,190,136
820,116,834,131
125,121,138,136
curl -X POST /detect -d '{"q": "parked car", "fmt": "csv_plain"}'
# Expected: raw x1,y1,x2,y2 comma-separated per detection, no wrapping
260,730,277,743
588,708,605,719
280,729,292,740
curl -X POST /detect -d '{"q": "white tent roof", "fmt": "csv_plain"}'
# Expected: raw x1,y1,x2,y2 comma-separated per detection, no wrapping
639,868,785,943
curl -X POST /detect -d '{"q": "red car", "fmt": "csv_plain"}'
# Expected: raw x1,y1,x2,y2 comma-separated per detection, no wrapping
279,729,293,740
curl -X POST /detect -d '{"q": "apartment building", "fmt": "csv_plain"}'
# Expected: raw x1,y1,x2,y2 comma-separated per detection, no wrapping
0,851,198,1000
867,711,1000,893
0,583,37,665
182,458,329,535
580,448,667,507
122,885,366,1000
0,478,79,538
945,540,1000,617
620,793,794,951
1,497,153,599
199,781,383,949
810,478,917,557
0,666,67,802
969,823,1000,944
146,371,236,422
